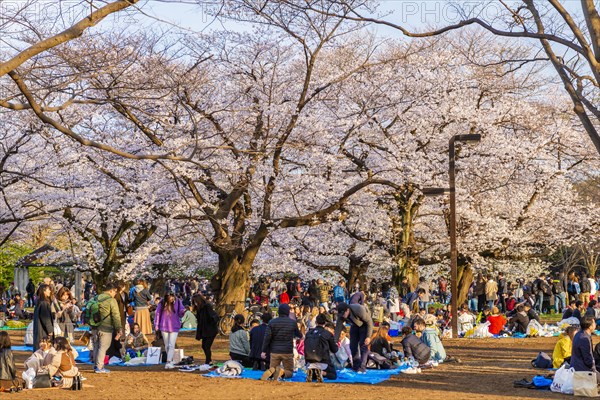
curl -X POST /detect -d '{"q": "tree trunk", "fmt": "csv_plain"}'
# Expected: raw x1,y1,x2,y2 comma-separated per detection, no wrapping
212,251,252,316
457,263,473,307
346,257,369,290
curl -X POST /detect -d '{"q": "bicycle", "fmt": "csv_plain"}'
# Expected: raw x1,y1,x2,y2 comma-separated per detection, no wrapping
218,303,263,336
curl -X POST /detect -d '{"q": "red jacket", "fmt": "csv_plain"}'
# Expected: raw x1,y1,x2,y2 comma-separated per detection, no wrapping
487,314,506,335
279,293,290,304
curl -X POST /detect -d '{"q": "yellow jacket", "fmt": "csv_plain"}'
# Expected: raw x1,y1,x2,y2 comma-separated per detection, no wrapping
552,334,572,369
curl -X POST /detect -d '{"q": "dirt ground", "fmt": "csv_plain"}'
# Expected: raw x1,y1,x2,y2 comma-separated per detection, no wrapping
5,330,587,400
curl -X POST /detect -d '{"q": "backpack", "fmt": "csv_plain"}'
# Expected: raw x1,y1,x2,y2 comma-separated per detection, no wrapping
304,328,329,363
531,351,552,369
84,295,109,327
581,278,591,293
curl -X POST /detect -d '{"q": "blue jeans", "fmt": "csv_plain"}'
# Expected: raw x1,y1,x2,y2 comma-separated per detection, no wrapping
536,292,544,314
349,323,370,372
487,300,495,309
469,298,478,312
555,292,566,313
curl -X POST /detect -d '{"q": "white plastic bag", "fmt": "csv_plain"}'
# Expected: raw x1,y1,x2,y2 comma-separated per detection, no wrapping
526,320,545,337
24,322,33,346
550,365,574,394
124,356,147,366
173,349,184,364
470,322,492,338
146,347,161,365
108,356,122,365
21,367,36,389
573,371,598,397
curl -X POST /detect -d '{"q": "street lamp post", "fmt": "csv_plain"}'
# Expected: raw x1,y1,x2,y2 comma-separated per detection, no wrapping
424,134,480,338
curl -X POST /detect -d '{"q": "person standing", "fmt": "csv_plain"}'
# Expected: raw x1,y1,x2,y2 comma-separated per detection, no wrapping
497,273,507,312
485,275,498,309
580,273,592,308
131,279,153,336
317,279,330,311
154,293,185,369
416,277,430,310
333,280,347,304
475,274,487,312
26,279,35,308
92,282,122,374
334,302,374,373
193,293,218,365
260,304,303,380
56,287,76,342
554,272,568,314
32,284,54,351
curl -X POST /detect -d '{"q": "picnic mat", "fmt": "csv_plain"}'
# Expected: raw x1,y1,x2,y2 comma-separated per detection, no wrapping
204,366,410,385
13,345,92,363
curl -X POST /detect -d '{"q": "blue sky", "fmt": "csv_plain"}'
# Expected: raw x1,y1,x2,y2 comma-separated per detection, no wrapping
129,1,586,39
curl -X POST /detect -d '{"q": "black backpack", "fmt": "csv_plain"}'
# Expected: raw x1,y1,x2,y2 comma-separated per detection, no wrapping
581,278,591,293
531,352,552,369
304,328,329,363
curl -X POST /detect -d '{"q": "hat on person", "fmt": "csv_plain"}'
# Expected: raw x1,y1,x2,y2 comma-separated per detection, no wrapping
336,302,349,316
278,303,290,317
424,314,437,326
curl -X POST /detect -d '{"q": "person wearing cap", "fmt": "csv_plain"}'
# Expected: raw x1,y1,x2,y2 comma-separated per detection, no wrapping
260,304,303,380
334,302,374,373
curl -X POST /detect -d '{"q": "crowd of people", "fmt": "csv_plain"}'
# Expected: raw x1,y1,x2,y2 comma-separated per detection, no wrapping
0,269,594,391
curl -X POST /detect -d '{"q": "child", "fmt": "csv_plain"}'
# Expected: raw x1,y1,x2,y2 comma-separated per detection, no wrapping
0,331,22,391
126,323,149,358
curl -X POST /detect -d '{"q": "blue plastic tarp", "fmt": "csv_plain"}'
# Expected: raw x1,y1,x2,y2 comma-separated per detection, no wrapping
204,366,410,385
13,345,92,363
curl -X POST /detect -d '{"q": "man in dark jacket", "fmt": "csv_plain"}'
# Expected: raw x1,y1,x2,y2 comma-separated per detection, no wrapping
250,313,272,370
261,304,302,380
304,314,338,380
400,326,430,365
508,305,529,333
334,302,373,373
523,303,540,323
554,272,568,314
571,317,600,383
25,279,35,308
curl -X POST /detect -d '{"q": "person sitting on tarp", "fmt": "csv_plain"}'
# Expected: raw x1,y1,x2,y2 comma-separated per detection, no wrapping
401,326,430,366
554,326,577,368
508,305,529,334
571,316,600,384
370,322,398,362
125,323,149,358
180,306,197,329
304,314,338,380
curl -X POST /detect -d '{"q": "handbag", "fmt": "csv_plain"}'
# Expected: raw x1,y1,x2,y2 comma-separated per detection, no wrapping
33,371,52,389
573,371,598,397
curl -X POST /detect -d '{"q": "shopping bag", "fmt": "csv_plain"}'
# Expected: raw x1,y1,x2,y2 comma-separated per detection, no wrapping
173,349,184,364
550,365,574,394
573,371,598,397
146,347,162,365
